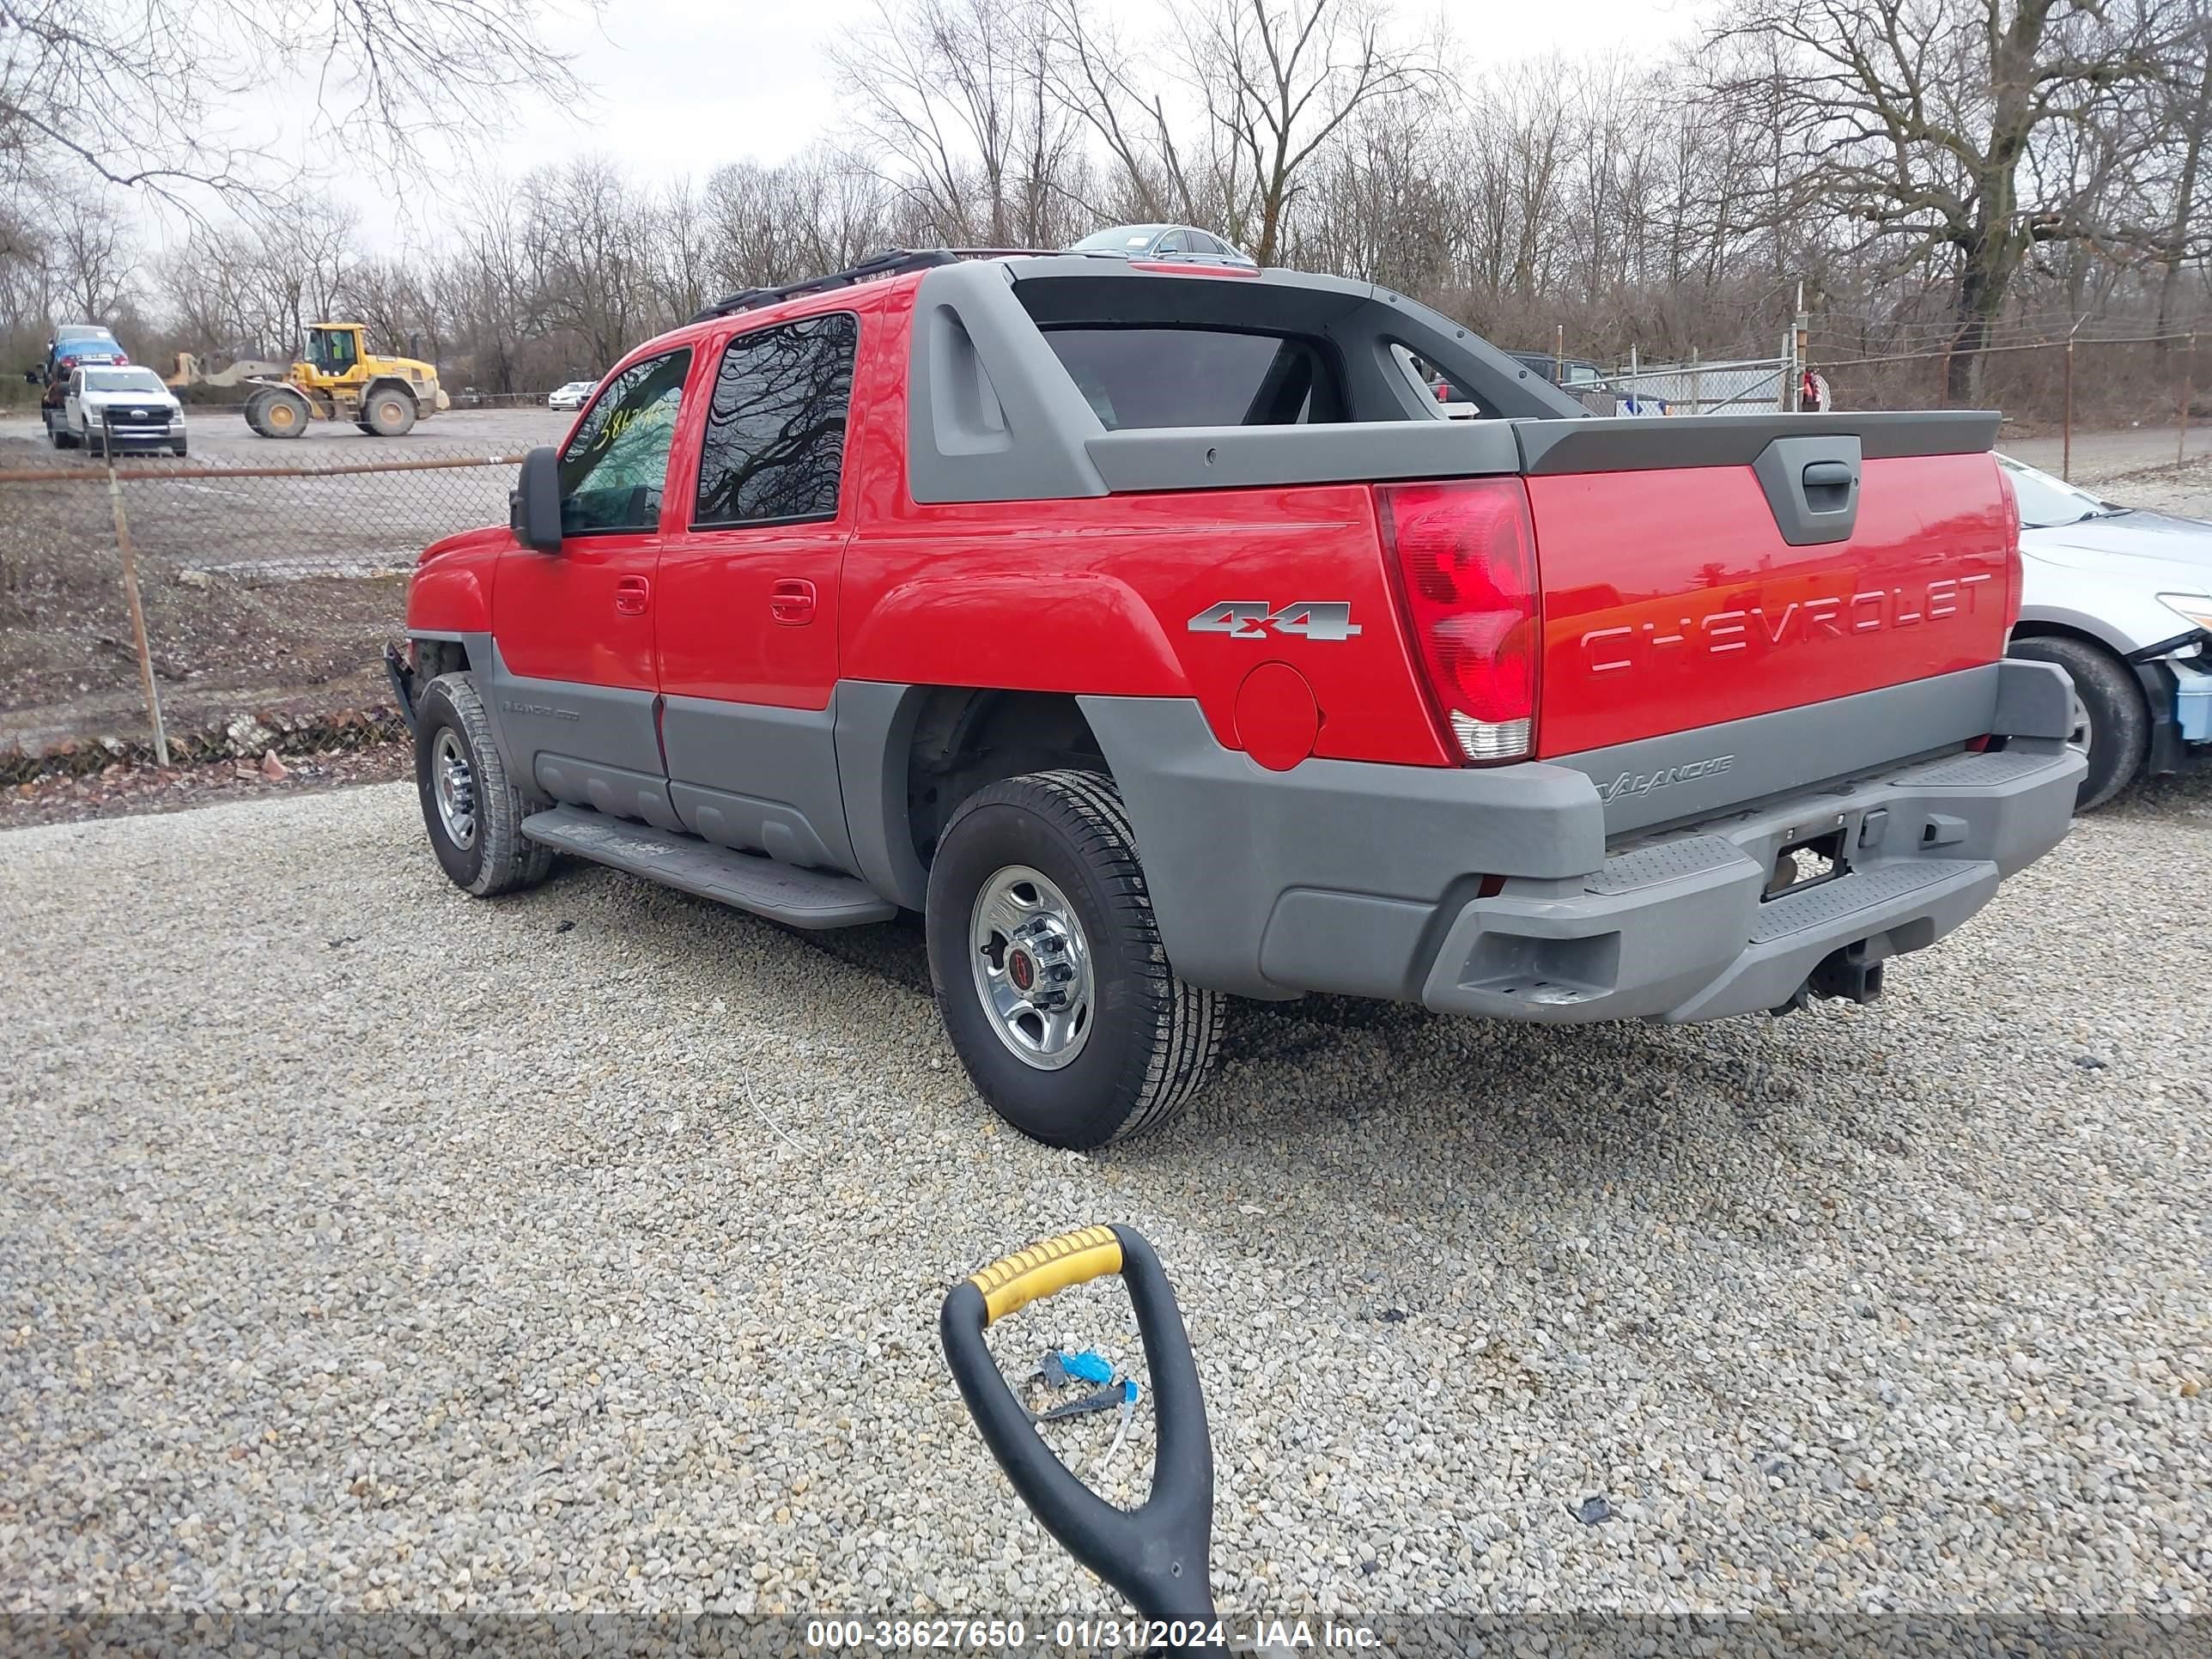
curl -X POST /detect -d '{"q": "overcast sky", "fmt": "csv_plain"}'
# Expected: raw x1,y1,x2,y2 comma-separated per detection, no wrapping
338,0,1705,243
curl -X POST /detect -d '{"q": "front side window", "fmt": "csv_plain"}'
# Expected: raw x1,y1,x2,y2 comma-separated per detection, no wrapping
694,313,859,527
560,348,693,536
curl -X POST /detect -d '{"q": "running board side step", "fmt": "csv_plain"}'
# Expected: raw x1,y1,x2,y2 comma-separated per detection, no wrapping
521,805,897,929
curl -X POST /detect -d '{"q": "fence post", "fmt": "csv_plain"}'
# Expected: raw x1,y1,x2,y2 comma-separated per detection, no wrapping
2063,335,2075,482
101,413,171,767
2182,334,2196,467
1690,349,1702,417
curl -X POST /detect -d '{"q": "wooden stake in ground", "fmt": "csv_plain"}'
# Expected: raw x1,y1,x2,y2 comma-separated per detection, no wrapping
103,429,170,767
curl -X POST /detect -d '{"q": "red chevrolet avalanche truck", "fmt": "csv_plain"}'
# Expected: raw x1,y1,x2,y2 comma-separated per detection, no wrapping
388,249,2082,1150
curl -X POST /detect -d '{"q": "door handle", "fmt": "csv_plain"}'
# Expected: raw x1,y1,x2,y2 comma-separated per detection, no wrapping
770,578,817,626
614,574,651,616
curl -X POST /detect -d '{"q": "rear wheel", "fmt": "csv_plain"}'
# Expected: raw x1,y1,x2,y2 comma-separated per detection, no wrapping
925,770,1223,1149
364,386,417,436
2008,635,2147,811
414,671,554,897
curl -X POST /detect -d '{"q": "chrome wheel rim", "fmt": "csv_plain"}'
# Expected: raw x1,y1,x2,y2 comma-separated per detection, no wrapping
969,865,1094,1070
432,727,477,848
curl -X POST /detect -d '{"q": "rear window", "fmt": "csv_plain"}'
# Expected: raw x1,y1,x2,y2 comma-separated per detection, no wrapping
1040,327,1341,429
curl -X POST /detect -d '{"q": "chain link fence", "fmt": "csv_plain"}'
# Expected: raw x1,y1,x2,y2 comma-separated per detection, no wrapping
1606,358,1790,416
0,445,522,771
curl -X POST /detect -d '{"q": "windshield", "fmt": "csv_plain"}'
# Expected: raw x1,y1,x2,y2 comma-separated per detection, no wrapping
1071,226,1166,252
84,368,165,393
1998,453,2119,528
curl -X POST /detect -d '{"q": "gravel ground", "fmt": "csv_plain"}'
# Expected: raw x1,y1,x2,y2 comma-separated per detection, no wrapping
3,775,2207,1626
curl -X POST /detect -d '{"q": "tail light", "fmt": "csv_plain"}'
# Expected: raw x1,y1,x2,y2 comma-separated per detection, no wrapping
1378,477,1540,763
1992,459,2024,631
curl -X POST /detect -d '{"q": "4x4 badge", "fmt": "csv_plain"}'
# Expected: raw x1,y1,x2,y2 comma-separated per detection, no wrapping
1187,600,1361,641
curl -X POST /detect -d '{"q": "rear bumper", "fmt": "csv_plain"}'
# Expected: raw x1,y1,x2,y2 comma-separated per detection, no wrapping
1082,660,2082,1024
1414,742,2078,1022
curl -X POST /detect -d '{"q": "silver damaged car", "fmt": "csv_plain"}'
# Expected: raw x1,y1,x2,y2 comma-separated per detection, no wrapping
2002,453,2212,809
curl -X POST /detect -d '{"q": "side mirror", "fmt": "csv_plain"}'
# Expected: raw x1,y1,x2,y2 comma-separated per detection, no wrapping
510,445,563,554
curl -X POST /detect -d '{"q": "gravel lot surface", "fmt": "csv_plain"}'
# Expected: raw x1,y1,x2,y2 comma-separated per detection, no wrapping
3,773,2207,1624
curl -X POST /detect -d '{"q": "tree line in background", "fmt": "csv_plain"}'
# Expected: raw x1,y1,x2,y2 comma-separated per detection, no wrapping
3,0,2211,416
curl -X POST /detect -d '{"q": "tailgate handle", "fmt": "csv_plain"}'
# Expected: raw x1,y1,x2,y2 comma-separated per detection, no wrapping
1753,436,1862,546
1802,459,1854,505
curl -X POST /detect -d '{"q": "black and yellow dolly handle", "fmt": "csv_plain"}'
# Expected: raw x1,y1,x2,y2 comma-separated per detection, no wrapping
940,1224,1218,1632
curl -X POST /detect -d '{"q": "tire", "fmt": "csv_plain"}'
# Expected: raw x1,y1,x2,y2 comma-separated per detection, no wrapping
365,386,416,436
925,769,1224,1149
258,388,310,439
413,671,554,897
241,389,274,437
171,440,187,458
51,424,75,450
2008,635,2148,811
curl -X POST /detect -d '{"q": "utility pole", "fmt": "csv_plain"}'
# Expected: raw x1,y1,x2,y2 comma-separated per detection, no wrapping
1791,280,1808,413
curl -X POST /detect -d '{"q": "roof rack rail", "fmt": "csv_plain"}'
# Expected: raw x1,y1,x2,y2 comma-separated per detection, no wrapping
689,247,963,324
685,246,1137,325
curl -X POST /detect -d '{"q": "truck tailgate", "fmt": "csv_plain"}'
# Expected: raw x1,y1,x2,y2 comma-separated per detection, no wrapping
1524,437,2015,759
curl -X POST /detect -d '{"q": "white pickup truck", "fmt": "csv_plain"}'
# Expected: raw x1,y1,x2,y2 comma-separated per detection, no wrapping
59,364,188,457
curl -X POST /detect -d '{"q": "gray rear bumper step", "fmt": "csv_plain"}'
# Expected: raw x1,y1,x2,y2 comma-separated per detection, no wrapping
521,806,896,929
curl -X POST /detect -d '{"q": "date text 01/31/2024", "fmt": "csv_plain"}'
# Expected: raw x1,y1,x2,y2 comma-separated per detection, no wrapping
804,1617,1382,1650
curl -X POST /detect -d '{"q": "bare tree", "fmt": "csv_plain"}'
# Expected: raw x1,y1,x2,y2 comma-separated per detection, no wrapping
832,0,1080,245
1711,0,2179,400
1179,0,1442,264
2151,0,2212,338
0,0,594,207
1041,0,1204,223
50,195,135,318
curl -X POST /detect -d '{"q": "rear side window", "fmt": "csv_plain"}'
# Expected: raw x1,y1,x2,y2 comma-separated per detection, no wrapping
1040,327,1341,430
560,349,692,536
694,313,860,526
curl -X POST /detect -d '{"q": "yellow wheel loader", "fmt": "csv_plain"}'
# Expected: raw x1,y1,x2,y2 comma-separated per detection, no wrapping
240,324,453,439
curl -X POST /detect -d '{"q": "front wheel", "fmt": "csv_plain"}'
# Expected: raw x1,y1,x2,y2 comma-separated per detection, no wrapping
2007,635,2148,811
925,770,1224,1149
414,670,554,896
